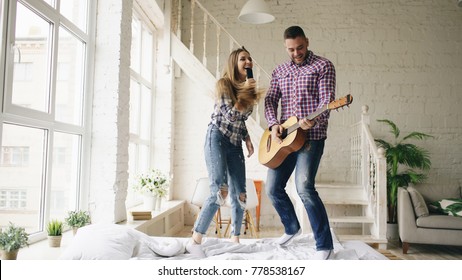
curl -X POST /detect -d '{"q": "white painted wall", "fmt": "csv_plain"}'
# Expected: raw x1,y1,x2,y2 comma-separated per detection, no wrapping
172,0,462,228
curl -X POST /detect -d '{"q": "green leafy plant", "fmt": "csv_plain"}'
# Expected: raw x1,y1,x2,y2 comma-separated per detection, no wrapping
65,210,91,228
375,119,433,224
0,222,29,252
132,169,170,198
46,219,63,236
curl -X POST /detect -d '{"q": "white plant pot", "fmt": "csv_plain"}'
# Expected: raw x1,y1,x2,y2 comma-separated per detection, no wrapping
143,195,157,210
386,223,399,241
155,196,162,211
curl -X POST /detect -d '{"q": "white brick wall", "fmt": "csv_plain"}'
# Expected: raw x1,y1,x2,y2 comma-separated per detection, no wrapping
89,0,133,223
172,0,462,228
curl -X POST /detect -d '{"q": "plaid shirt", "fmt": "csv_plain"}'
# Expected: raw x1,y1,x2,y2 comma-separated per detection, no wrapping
264,50,336,140
210,94,252,147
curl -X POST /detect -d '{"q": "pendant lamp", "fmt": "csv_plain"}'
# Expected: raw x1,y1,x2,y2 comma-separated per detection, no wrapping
238,0,275,24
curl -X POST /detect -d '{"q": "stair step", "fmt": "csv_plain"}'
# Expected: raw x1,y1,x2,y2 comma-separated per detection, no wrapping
337,234,388,244
317,182,362,189
316,182,368,205
330,216,374,224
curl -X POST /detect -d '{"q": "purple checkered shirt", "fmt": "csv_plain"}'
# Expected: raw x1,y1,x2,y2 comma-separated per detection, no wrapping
264,50,336,140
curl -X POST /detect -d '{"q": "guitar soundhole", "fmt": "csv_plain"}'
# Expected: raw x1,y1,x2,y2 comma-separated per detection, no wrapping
266,135,271,152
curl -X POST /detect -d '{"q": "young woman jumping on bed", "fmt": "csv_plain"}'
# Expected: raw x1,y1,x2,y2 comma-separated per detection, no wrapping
186,47,262,257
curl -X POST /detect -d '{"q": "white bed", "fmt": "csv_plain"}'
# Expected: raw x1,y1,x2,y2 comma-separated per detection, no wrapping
59,223,388,260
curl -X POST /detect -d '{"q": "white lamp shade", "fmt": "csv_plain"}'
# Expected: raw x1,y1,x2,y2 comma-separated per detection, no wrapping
238,0,275,24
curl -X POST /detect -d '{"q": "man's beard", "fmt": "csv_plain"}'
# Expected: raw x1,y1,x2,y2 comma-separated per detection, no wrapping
291,51,307,65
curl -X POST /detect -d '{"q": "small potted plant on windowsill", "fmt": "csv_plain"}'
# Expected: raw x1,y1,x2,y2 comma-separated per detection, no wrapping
65,210,91,235
0,222,29,260
46,219,63,247
132,168,170,211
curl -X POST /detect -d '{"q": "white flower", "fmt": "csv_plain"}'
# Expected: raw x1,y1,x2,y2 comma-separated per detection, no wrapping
132,169,170,198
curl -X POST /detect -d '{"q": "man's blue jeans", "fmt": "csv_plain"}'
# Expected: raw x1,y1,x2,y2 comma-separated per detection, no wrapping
266,139,333,251
193,124,246,236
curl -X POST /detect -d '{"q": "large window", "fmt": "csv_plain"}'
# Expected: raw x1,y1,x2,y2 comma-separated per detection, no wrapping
127,8,157,207
0,0,93,241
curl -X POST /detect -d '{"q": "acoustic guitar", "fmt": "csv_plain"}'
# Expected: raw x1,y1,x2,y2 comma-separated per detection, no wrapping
258,94,353,169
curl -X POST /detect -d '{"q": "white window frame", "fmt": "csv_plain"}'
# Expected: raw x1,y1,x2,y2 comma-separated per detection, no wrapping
0,0,96,242
127,3,158,208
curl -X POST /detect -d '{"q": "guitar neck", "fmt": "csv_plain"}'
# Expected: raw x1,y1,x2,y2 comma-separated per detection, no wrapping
286,104,328,134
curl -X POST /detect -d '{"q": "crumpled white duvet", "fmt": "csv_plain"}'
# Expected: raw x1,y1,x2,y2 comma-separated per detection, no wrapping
59,224,388,260
133,232,388,260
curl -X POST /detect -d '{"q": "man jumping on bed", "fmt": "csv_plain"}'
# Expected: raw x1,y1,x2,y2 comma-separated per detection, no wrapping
264,26,335,260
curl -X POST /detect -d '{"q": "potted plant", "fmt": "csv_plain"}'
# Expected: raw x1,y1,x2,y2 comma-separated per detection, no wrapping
0,222,29,260
65,210,91,235
46,219,63,247
132,168,170,210
374,119,433,232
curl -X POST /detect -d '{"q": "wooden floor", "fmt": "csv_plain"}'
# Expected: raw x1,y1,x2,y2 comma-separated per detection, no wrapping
176,225,462,260
384,239,462,260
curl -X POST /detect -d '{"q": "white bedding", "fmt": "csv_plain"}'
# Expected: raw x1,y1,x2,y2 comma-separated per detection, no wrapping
59,223,388,260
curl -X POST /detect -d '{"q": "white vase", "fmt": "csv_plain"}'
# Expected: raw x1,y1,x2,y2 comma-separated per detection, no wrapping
143,195,157,210
155,196,162,211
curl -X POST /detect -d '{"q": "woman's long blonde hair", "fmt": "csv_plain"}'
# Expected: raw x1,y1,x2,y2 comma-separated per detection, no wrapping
216,47,263,111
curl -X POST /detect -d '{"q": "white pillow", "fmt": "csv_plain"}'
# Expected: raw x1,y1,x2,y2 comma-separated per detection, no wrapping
142,237,185,257
59,223,141,260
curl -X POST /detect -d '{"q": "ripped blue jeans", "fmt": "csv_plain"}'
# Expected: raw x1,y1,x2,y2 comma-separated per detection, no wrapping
193,124,246,236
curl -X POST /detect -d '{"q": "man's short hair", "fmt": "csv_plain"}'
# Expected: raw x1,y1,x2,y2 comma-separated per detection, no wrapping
283,26,306,39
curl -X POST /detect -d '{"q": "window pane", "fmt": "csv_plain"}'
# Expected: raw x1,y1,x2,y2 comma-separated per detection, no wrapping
12,3,52,113
50,132,81,219
55,27,85,125
126,143,138,207
130,17,140,73
141,27,152,81
42,0,55,8
0,124,47,234
60,0,87,32
126,143,150,208
13,62,33,81
129,80,140,135
140,84,151,140
138,144,149,171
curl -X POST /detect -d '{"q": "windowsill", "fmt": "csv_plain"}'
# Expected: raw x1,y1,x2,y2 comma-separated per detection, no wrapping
119,200,185,236
16,200,185,260
17,230,74,260
118,200,185,232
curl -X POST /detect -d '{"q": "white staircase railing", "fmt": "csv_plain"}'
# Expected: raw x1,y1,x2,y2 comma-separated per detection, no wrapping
351,105,387,242
171,0,270,129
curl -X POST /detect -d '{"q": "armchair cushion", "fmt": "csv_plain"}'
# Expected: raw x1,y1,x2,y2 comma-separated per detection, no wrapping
407,186,429,218
416,215,462,230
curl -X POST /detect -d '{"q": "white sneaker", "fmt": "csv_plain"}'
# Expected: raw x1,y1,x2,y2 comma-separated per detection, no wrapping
276,229,302,246
310,249,333,260
185,239,206,258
